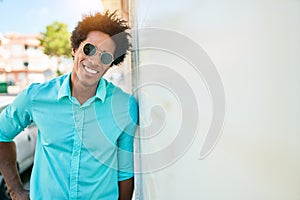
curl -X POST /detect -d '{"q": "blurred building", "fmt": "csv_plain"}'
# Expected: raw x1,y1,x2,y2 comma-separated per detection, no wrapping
102,0,129,21
0,32,71,93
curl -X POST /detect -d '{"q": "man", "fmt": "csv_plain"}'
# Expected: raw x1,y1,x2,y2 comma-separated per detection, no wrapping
0,11,138,200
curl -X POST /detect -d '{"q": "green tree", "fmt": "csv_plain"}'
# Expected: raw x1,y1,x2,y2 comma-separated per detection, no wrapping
40,21,72,57
40,21,72,76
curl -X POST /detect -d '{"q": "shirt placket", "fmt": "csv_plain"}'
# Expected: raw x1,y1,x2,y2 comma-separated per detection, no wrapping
70,105,84,200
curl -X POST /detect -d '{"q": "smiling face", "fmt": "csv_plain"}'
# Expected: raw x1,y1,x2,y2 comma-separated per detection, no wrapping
71,31,116,90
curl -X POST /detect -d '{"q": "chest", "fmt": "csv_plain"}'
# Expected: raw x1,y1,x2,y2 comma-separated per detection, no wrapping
31,100,124,148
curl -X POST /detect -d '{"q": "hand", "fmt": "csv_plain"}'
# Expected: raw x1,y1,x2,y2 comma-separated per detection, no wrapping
9,188,30,200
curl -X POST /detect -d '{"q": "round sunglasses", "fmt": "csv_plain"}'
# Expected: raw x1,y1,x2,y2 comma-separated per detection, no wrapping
82,42,114,66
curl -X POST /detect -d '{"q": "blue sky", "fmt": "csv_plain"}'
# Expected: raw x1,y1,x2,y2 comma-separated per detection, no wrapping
0,0,104,34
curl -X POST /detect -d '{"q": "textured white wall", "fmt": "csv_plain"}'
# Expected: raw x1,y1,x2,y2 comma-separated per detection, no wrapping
133,0,300,199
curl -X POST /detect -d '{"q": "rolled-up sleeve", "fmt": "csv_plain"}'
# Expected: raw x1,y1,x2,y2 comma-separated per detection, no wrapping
0,88,33,142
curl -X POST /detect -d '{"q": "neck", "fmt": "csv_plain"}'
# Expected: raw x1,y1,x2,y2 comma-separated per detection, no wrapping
70,73,98,105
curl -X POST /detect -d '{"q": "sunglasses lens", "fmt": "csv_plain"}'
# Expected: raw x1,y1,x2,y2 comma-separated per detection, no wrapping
83,43,96,56
100,52,113,65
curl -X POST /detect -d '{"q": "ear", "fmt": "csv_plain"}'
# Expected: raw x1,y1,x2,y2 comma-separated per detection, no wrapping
72,48,77,56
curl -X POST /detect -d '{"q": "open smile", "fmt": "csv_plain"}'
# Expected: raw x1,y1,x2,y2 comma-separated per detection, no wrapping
83,64,99,75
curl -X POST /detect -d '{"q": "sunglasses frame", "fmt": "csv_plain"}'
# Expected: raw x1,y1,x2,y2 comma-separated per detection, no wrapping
81,42,114,66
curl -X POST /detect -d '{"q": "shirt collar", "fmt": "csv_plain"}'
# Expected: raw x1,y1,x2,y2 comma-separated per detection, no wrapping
95,78,107,102
57,73,71,100
57,72,107,102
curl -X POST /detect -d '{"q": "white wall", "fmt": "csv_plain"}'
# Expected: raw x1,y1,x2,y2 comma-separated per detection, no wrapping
133,0,300,199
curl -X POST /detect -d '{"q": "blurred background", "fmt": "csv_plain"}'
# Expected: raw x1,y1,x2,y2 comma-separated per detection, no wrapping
0,0,131,94
1,0,300,200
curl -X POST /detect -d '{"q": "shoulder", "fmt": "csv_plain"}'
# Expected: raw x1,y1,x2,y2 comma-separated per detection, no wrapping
104,80,138,124
105,80,137,107
26,74,68,99
11,75,67,108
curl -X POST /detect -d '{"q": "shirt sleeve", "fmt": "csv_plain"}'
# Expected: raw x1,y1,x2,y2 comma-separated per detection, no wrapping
0,88,33,142
117,95,138,181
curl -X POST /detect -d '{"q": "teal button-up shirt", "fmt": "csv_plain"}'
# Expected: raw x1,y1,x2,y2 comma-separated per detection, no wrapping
0,73,138,199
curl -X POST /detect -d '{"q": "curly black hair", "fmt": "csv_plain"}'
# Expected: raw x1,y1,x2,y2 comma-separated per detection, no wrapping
70,10,130,66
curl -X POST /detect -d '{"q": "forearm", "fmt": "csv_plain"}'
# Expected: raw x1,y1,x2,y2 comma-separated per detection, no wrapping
118,177,134,200
0,142,24,194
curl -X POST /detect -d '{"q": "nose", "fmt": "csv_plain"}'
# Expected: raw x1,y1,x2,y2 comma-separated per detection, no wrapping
85,53,101,66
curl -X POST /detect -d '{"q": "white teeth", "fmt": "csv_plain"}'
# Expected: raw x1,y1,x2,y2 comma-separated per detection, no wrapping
84,66,98,74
